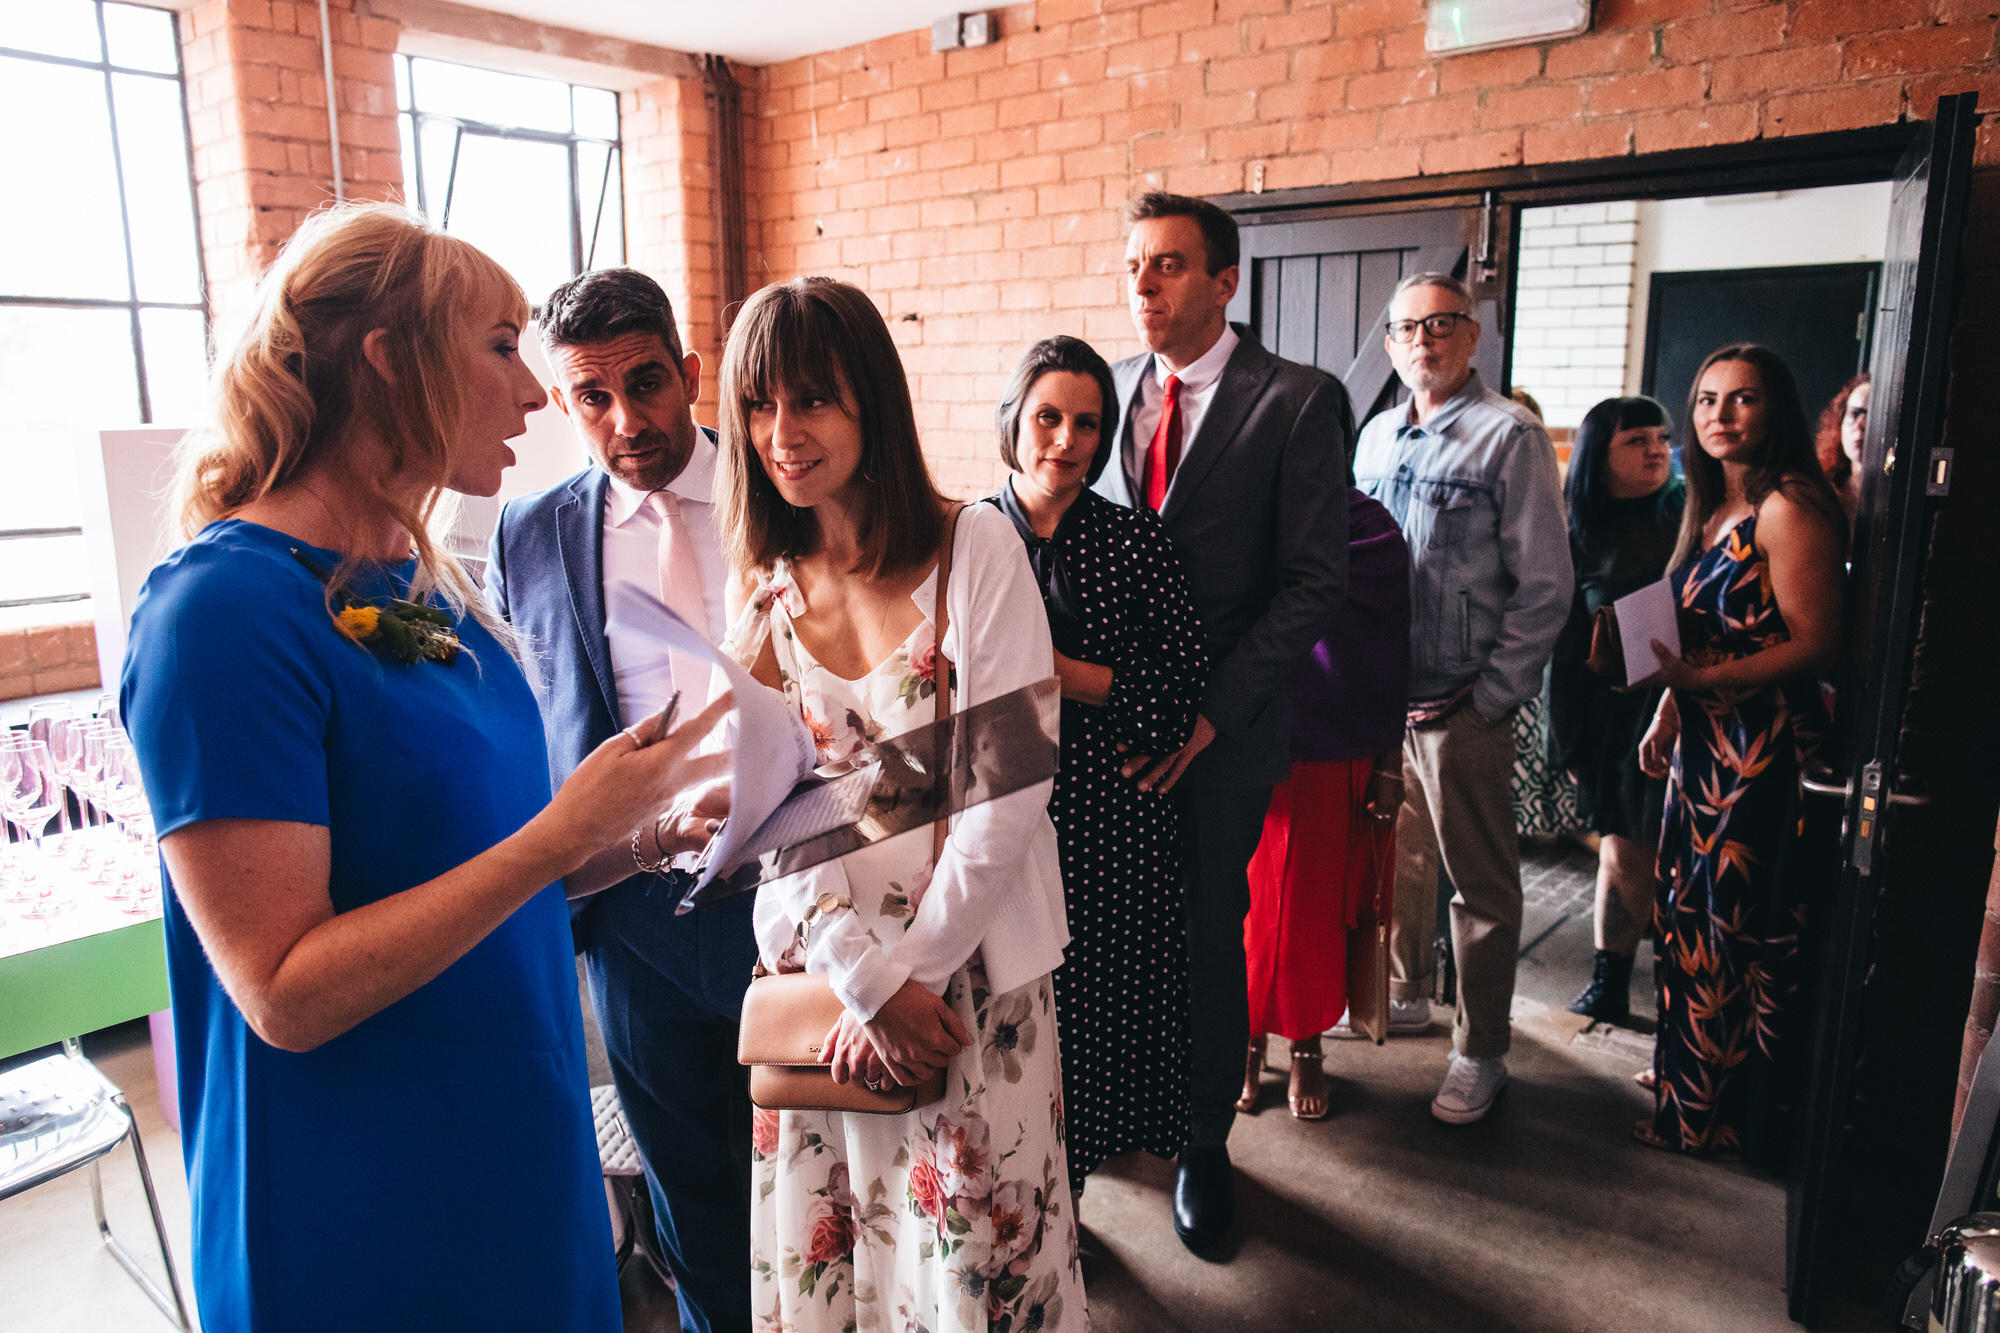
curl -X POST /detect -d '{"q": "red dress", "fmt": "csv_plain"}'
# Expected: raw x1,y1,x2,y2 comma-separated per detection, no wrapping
1243,489,1410,1041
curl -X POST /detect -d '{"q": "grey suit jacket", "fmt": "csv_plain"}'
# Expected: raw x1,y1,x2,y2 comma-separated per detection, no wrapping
1095,330,1354,790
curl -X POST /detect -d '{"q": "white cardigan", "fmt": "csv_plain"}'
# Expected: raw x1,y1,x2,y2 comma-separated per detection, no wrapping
750,502,1070,1019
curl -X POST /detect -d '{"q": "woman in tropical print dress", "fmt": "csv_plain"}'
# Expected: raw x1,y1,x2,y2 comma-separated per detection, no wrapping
1637,345,1844,1164
985,335,1208,1184
718,278,1083,1333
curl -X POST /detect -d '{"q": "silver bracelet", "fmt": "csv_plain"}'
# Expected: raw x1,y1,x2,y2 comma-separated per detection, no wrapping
630,821,672,876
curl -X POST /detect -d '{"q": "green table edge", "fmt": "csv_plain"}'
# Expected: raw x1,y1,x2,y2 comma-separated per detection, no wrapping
0,918,170,1060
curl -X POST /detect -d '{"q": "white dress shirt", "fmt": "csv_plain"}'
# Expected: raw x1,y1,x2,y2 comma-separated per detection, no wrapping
601,431,729,729
1122,322,1240,494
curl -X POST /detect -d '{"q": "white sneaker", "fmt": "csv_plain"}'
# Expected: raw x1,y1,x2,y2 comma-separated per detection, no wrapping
1329,997,1432,1040
1431,1055,1507,1124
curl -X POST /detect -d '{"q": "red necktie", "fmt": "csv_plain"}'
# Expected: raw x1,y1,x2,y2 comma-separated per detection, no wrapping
1145,373,1183,512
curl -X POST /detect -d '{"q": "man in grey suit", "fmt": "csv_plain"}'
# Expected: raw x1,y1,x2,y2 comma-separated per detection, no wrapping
1094,191,1352,1253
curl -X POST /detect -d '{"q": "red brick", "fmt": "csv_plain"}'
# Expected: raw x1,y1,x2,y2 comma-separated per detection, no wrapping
1766,81,1908,136
1249,8,1335,49
1381,93,1480,141
1040,178,1109,213
1001,151,1061,186
1168,160,1249,195
1040,50,1107,89
1104,104,1179,139
1544,30,1656,80
1290,110,1382,152
1064,143,1129,177
1845,24,1998,80
939,103,999,137
1437,45,1545,95
1348,65,1438,108
26,628,68,671
976,187,1039,221
1633,100,1761,153
1129,63,1209,107
1259,79,1347,122
34,664,101,694
885,113,940,149
868,88,922,123
1002,217,1054,250
943,42,1007,79
1208,51,1290,91
1068,11,1145,48
1380,24,1431,67
1106,35,1180,76
1210,121,1288,160
1179,22,1247,65
922,76,981,112
1180,90,1258,129
1587,65,1706,115
1003,22,1072,64
1038,116,1105,152
1327,141,1424,184
977,126,1038,162
1910,68,2000,118
0,632,27,677
1523,116,1635,164
814,99,867,134
997,91,1063,128
1793,0,1934,40
1712,46,1843,101
1596,0,1709,28
1216,0,1288,18
1480,83,1585,129
840,65,894,101
1337,0,1424,36
1140,0,1218,37
977,62,1039,103
1133,130,1208,170
1257,153,1328,191
1659,8,1789,63
894,53,947,88
1421,129,1523,175
1294,37,1380,80
1061,78,1131,117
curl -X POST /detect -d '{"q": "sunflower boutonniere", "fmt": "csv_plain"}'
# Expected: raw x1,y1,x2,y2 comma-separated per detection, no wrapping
292,549,461,667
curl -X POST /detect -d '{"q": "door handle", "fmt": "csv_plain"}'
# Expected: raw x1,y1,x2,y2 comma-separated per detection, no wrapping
1802,763,1931,806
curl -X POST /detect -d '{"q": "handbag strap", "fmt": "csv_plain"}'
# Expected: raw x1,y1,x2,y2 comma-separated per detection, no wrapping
932,503,964,867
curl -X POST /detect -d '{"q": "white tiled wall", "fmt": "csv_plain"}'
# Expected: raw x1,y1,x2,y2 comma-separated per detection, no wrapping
1511,201,1638,430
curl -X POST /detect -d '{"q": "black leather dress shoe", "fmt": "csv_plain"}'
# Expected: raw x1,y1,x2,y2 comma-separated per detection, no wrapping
1173,1144,1234,1252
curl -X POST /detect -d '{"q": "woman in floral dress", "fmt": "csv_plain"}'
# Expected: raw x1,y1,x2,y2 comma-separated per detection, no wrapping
718,277,1082,1332
1637,345,1844,1164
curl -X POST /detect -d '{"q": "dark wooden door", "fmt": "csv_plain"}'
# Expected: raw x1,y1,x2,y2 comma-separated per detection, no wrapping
1786,91,1981,1327
1641,262,1880,437
1225,208,1502,421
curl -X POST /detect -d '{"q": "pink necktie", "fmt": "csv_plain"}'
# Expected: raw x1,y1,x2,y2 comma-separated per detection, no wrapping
651,490,715,705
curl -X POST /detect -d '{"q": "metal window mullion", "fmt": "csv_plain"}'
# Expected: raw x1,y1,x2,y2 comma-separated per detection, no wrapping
0,45,179,80
174,5,212,346
440,124,464,229
94,0,151,423
567,139,582,277
586,143,615,270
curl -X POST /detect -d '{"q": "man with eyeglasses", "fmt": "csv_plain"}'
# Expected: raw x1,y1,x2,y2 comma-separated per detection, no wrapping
1350,273,1571,1125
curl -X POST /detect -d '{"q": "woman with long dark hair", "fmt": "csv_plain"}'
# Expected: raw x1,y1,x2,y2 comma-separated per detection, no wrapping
721,279,1083,1332
1549,395,1685,1024
1636,344,1844,1161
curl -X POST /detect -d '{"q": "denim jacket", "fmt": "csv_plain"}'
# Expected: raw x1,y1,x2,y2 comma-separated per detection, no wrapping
1353,371,1572,719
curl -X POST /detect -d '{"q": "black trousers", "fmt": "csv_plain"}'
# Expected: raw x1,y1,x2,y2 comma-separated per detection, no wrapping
1177,784,1275,1148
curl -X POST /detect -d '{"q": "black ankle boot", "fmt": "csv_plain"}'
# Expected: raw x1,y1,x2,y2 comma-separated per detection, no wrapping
1567,949,1634,1023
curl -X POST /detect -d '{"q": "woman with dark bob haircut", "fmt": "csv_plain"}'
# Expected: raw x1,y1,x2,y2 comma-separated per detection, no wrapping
985,334,1208,1186
1547,395,1685,1025
1635,343,1843,1162
720,279,1084,1332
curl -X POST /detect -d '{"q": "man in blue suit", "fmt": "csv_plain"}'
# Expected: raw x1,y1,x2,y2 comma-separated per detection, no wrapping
485,269,752,1333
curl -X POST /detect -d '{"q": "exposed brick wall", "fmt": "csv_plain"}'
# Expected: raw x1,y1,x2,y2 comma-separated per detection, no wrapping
622,73,749,427
1512,202,1640,430
745,0,2000,496
179,0,404,333
0,624,101,703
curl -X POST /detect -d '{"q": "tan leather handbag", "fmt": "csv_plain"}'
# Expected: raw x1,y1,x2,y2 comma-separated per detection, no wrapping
736,504,964,1115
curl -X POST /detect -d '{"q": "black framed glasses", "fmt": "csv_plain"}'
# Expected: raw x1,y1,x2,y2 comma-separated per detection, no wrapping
1386,312,1471,343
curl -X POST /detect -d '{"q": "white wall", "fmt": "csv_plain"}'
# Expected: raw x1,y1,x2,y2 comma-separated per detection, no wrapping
1511,201,1638,429
1622,182,1892,393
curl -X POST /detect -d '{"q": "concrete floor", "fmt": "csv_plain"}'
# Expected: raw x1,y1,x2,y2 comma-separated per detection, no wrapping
0,843,1882,1332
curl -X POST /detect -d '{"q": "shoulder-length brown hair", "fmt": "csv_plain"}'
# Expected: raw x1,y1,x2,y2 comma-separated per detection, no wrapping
173,202,527,640
1671,343,1843,569
717,277,944,579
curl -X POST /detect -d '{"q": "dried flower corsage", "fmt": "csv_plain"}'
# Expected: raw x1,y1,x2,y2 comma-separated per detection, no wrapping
291,549,460,667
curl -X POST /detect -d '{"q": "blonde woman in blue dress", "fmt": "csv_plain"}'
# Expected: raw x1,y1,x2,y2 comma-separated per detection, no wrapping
719,277,1083,1333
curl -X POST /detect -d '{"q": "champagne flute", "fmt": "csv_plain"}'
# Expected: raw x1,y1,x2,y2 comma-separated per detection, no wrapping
0,738,67,918
30,704,79,855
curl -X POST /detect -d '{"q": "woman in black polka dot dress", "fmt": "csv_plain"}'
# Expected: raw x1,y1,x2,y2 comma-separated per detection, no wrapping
986,335,1210,1188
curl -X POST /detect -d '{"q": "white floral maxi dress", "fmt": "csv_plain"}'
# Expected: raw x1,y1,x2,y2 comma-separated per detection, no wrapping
746,566,1083,1333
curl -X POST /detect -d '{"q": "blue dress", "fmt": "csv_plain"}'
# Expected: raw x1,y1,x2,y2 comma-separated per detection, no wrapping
121,520,618,1332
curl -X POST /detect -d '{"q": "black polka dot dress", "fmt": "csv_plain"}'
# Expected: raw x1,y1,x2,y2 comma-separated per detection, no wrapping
988,484,1210,1185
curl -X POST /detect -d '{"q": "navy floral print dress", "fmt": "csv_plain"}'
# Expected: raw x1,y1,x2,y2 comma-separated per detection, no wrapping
1651,509,1827,1162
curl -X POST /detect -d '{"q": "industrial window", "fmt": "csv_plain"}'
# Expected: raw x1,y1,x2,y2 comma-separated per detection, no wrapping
0,0,206,623
396,55,624,309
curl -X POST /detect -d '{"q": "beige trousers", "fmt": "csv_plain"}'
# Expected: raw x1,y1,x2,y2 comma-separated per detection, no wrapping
1388,704,1523,1059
